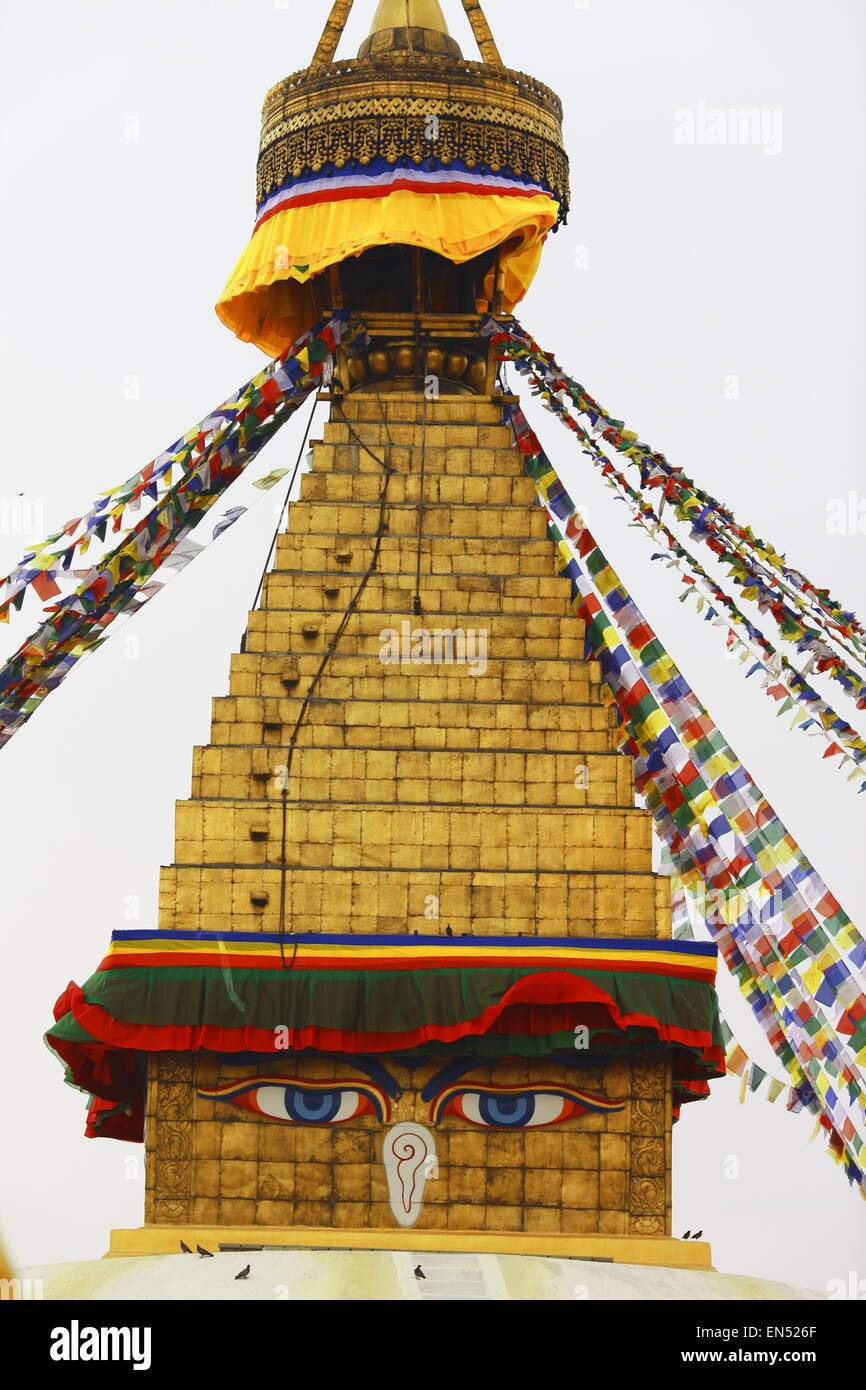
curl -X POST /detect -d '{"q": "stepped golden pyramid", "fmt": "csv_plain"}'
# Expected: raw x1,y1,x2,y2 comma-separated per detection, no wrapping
166,396,658,945
139,383,679,1249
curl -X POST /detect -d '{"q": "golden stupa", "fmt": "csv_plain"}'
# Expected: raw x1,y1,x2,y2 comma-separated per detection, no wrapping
216,0,569,356
37,4,761,1299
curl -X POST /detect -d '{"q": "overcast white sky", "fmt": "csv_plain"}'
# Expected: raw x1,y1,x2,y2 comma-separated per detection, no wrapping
1,0,865,1294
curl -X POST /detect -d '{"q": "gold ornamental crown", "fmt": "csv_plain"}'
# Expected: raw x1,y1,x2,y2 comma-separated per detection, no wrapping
256,0,570,223
216,2,570,354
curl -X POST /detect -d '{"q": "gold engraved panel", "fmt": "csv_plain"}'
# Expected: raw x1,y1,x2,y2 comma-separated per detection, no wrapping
627,1058,670,1236
255,57,569,220
148,1054,195,1225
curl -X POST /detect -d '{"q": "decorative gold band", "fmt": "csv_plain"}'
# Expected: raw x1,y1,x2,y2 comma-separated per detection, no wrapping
256,65,570,223
263,55,564,126
262,92,563,149
256,114,570,225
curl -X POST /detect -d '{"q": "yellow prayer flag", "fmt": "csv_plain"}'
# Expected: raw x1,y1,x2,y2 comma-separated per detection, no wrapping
726,1044,748,1075
643,709,668,740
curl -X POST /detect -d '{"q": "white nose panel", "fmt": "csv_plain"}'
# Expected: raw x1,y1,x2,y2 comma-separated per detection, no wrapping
382,1123,438,1227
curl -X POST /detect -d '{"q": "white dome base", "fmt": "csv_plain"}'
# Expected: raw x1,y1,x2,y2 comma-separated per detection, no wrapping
18,1249,823,1302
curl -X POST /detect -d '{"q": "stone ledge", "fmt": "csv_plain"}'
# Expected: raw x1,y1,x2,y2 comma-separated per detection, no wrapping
107,1224,712,1270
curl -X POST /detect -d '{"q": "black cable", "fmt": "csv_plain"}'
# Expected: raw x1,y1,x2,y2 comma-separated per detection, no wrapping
275,381,396,968
412,386,429,615
248,392,319,619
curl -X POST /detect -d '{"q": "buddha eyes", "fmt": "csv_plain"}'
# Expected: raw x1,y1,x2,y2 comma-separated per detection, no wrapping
199,1077,623,1131
430,1085,625,1130
197,1078,390,1125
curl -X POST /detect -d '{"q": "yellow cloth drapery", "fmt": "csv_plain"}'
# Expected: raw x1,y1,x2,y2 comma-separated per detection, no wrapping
216,187,558,357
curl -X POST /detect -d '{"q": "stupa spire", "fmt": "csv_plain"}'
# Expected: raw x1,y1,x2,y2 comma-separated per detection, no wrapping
309,1,504,72
358,0,462,58
368,0,451,36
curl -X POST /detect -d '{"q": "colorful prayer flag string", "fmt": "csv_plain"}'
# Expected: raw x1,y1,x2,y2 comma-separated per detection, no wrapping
670,871,809,1113
485,318,866,788
0,314,365,747
485,316,866,716
503,397,866,1191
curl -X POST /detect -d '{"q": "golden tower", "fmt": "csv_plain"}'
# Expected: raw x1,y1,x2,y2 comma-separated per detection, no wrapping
47,3,720,1269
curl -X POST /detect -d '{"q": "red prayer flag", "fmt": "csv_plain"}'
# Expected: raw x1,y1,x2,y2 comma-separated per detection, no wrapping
32,571,61,602
259,378,283,408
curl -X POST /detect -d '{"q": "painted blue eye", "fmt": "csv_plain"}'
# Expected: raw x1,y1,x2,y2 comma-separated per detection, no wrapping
478,1093,535,1127
197,1078,387,1125
284,1087,342,1122
432,1085,626,1130
439,1090,590,1129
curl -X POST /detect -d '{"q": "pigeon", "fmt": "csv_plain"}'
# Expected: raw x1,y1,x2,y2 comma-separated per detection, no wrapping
681,1231,691,1240
444,926,453,938
692,1231,703,1240
179,1240,192,1254
196,1244,213,1258
235,1265,251,1281
414,1265,426,1280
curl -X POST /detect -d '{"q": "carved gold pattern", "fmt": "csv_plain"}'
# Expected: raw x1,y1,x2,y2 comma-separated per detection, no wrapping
628,1061,669,1236
150,1054,194,1225
256,56,569,222
257,110,569,223
632,1058,667,1100
263,95,561,143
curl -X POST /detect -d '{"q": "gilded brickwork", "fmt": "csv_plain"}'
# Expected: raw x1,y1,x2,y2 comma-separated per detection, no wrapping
149,1050,671,1236
146,388,674,1236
